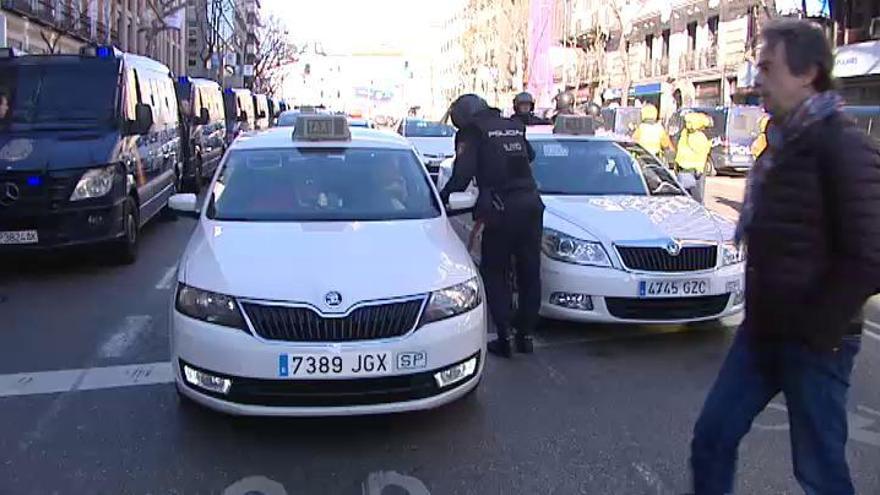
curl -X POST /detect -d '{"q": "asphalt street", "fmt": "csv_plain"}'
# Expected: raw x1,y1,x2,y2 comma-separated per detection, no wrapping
1,185,879,494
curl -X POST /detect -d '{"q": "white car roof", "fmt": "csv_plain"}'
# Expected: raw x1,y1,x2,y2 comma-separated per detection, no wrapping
230,127,414,151
526,130,634,143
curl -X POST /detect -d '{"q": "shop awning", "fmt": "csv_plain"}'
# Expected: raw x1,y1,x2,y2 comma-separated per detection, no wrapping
602,82,663,100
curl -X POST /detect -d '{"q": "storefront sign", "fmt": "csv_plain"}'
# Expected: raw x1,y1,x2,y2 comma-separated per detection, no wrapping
834,40,880,79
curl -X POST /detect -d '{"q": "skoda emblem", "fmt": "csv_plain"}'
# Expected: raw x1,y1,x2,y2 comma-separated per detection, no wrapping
0,182,20,207
324,291,342,307
666,240,682,256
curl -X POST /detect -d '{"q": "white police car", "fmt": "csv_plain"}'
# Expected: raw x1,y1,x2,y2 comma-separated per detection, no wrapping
440,116,745,325
168,115,485,416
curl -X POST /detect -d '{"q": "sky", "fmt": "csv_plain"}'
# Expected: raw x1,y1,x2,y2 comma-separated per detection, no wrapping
261,0,459,54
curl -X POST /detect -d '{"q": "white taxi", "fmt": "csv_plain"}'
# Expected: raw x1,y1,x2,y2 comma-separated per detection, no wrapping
168,115,486,416
440,116,745,324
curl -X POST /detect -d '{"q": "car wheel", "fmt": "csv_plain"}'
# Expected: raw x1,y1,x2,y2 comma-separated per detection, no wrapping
706,157,717,177
110,197,139,265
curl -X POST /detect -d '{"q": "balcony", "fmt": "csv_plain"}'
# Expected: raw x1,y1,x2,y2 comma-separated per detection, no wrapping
679,48,719,74
638,57,669,79
1,0,104,44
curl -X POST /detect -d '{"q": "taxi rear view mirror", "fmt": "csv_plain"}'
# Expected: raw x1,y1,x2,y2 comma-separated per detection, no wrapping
168,193,199,218
446,191,476,215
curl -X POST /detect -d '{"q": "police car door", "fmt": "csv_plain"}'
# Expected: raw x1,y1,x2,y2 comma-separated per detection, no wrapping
437,160,482,262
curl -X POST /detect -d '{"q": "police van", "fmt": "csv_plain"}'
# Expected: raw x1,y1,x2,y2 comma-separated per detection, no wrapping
168,114,486,416
175,77,227,194
252,93,271,130
223,88,256,143
0,45,182,263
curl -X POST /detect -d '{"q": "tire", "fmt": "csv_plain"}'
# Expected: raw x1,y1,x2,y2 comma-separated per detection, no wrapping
706,157,718,177
110,196,139,265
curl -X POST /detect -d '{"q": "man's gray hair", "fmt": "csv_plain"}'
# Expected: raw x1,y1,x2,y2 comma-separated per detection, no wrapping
761,18,835,92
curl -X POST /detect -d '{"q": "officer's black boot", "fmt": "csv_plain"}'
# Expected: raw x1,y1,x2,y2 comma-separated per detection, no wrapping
515,333,534,354
487,336,514,358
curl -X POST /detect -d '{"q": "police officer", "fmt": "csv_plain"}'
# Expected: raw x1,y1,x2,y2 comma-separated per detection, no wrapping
439,94,544,358
633,103,675,162
511,92,550,126
584,102,606,132
552,91,576,122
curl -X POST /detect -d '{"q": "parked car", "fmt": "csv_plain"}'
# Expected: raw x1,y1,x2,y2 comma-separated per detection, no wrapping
669,105,765,175
397,118,456,182
252,93,271,130
175,77,226,194
0,45,182,263
223,88,255,143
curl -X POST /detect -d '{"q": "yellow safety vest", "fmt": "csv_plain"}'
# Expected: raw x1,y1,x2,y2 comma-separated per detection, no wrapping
635,122,665,155
675,130,712,172
751,132,768,158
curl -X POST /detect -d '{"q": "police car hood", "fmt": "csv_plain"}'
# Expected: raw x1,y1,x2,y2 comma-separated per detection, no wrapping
542,195,735,244
408,137,455,158
0,130,120,171
180,217,477,308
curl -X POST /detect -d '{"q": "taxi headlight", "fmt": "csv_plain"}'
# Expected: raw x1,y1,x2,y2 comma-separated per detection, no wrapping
70,165,116,201
421,277,482,325
542,229,611,267
175,284,245,329
722,242,745,266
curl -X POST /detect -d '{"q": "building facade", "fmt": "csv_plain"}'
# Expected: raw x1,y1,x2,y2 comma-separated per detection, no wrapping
829,0,880,105
1,0,186,75
184,0,258,88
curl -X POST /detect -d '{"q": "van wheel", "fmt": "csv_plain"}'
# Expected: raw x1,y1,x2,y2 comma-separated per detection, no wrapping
111,197,139,265
706,157,718,177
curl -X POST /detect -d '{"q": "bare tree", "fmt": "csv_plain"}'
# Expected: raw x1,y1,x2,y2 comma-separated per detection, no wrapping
251,16,297,97
38,0,96,54
193,0,234,79
139,0,186,58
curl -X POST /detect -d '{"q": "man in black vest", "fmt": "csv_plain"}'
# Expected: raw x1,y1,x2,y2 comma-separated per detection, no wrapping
440,94,545,358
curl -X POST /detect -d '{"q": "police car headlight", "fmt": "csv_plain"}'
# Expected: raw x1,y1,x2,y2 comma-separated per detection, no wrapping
175,284,245,329
70,165,116,201
542,229,611,267
722,242,745,266
421,277,482,325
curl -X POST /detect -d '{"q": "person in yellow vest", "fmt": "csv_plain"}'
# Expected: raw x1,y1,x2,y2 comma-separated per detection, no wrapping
674,112,713,203
751,114,770,158
633,104,675,163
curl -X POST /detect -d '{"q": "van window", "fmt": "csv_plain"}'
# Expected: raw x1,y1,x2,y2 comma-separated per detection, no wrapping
0,59,119,129
122,68,138,121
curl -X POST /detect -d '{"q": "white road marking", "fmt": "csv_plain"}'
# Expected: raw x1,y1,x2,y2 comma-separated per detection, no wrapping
0,362,172,398
632,462,670,495
98,315,152,358
155,265,178,290
863,321,880,342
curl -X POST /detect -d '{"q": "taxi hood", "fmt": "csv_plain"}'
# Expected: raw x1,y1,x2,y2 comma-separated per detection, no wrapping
543,195,735,244
180,217,477,309
0,130,121,172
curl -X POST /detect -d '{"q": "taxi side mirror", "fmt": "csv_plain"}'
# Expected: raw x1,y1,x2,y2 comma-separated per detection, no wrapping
446,191,476,215
168,193,199,218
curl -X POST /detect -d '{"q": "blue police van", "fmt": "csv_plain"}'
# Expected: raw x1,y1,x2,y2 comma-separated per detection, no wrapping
0,45,182,263
175,76,227,194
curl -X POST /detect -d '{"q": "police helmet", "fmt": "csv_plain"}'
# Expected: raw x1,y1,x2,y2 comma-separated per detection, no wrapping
641,104,659,122
555,91,575,112
586,102,602,118
513,92,535,113
449,94,489,129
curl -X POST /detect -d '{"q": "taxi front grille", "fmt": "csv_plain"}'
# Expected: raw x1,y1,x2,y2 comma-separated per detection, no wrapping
241,298,426,342
616,245,717,272
605,294,731,320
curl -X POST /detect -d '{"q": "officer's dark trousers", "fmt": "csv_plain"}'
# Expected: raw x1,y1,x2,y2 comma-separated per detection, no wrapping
479,193,544,339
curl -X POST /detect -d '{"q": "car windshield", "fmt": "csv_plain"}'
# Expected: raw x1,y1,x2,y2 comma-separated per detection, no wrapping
530,139,685,196
276,111,300,127
0,60,118,129
405,120,455,137
208,147,441,221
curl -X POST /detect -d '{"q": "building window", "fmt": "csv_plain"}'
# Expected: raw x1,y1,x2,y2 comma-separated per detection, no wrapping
662,29,670,58
708,16,720,47
687,22,697,53
645,34,654,64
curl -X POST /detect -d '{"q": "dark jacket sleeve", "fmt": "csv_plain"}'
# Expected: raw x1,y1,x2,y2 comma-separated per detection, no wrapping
526,139,536,163
801,123,880,347
439,128,480,203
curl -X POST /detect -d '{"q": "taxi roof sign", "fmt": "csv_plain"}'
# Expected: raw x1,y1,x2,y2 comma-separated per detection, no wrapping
293,114,351,141
553,115,596,136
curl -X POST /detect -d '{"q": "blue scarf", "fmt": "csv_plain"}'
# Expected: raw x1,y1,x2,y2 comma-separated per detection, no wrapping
735,91,844,244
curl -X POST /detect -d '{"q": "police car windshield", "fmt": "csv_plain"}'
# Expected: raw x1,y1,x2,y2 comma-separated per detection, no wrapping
0,60,118,129
530,139,685,196
405,120,455,137
208,147,441,222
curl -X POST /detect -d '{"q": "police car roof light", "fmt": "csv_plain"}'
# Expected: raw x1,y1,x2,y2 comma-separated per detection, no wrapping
553,115,597,136
80,45,120,58
293,114,351,142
